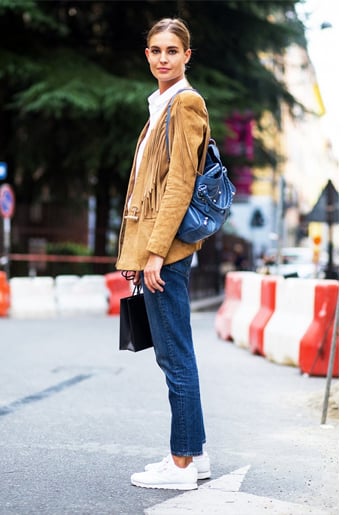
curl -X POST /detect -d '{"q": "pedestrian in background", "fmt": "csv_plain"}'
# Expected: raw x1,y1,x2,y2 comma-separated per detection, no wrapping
116,17,211,490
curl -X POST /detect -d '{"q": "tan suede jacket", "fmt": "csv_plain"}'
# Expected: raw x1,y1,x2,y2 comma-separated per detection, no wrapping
116,89,211,271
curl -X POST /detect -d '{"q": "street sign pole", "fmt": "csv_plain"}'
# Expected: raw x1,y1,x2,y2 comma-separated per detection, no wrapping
0,183,15,277
275,175,285,272
2,217,10,277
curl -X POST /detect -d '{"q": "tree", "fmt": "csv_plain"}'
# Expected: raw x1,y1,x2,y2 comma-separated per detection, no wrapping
0,0,307,259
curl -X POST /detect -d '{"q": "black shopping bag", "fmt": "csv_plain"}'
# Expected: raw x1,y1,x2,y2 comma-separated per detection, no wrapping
119,287,153,352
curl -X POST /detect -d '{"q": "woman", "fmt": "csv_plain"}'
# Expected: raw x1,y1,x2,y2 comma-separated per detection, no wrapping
117,17,211,491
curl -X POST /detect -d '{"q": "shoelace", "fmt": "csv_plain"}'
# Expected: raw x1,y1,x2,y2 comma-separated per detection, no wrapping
157,456,171,471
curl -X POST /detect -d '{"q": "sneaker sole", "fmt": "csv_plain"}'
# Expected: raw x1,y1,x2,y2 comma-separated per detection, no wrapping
145,464,211,480
198,470,211,480
131,479,198,490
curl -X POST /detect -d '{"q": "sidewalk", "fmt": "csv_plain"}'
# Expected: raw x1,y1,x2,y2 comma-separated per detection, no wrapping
0,313,339,514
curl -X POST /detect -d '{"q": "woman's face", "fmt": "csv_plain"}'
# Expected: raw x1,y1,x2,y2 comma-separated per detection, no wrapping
145,30,191,92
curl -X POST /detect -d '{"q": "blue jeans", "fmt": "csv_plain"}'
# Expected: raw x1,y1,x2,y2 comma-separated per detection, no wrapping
141,255,206,457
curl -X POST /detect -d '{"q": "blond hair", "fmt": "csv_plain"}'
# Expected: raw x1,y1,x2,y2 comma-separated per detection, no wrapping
147,18,191,51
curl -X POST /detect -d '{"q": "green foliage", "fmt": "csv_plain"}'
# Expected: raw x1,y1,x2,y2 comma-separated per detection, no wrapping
0,0,308,255
0,0,67,33
46,241,92,256
46,241,93,276
0,50,41,82
10,49,152,117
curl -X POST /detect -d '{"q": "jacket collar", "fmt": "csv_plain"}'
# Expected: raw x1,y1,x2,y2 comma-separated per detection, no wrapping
148,78,190,122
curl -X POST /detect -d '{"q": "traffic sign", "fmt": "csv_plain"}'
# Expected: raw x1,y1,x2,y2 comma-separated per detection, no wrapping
0,183,15,218
0,162,7,180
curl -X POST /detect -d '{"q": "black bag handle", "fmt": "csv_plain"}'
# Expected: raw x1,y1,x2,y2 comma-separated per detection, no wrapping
121,270,142,295
132,284,142,296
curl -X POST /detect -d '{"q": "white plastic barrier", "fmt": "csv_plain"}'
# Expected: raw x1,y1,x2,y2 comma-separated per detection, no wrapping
9,276,57,319
232,272,263,349
263,278,317,366
55,275,80,316
55,274,109,316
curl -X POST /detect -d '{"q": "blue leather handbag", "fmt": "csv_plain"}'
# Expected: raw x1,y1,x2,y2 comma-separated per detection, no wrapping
165,89,236,244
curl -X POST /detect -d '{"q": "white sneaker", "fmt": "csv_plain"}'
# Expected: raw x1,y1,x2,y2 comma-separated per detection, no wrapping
131,455,198,490
145,452,211,480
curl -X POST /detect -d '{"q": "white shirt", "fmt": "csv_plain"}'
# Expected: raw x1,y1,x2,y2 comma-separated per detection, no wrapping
135,78,190,175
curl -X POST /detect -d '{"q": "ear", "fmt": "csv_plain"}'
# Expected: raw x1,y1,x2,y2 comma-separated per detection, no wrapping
145,48,150,61
184,48,192,64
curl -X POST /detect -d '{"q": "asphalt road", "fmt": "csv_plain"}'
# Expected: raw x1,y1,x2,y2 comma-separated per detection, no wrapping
0,313,339,514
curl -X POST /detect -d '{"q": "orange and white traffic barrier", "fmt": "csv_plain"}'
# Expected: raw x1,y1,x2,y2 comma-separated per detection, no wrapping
263,278,339,376
232,272,264,349
9,276,57,318
298,280,339,377
249,275,282,356
104,271,132,315
55,274,109,316
263,278,318,366
215,272,339,377
0,271,10,317
214,271,242,340
55,275,80,316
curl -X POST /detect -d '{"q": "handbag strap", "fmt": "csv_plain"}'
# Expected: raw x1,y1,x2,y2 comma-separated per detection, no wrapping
121,270,143,296
132,284,142,296
165,88,210,174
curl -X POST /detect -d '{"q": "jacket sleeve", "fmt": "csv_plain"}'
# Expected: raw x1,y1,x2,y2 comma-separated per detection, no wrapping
146,91,209,258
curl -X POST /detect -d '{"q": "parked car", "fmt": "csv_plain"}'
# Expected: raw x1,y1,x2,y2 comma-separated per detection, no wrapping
260,247,327,278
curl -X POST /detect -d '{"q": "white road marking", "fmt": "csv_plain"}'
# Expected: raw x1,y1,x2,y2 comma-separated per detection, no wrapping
145,465,329,514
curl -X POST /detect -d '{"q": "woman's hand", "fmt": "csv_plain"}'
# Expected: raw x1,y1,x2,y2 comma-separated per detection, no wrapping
133,271,141,286
144,253,165,293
